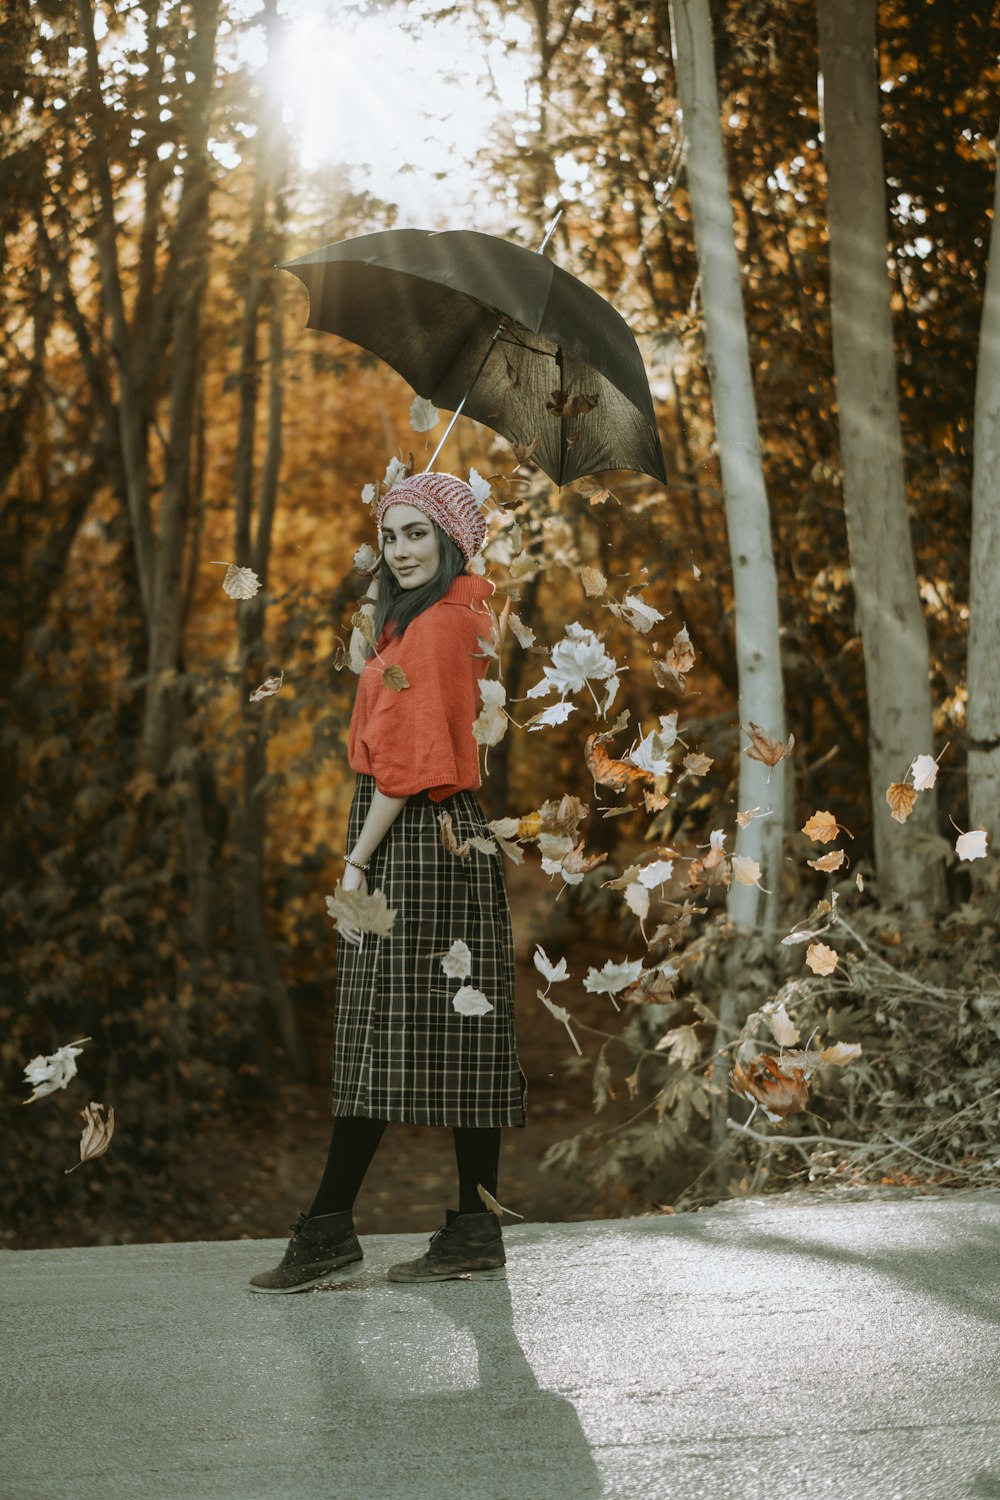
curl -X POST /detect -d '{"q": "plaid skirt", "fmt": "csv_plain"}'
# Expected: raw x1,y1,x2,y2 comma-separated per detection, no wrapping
331,774,527,1127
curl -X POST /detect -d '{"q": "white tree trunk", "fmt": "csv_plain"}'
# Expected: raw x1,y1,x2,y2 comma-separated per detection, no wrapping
967,131,1000,840
817,0,945,914
670,0,788,931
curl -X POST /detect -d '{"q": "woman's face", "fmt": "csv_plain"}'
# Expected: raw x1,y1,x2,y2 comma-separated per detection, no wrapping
381,503,441,590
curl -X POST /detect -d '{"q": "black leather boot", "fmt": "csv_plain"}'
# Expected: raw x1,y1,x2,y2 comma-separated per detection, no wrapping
249,1210,362,1294
387,1210,506,1283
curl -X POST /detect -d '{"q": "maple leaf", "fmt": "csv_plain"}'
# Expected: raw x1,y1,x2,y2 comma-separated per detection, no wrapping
955,828,988,861
325,884,398,938
681,752,713,778
212,562,261,600
249,670,284,703
64,1101,116,1174
628,729,672,777
807,849,846,872
731,1055,809,1121
381,664,410,692
526,701,577,731
732,854,763,887
614,595,665,634
583,957,644,997
22,1037,91,1104
638,858,675,888
452,984,494,1016
802,810,841,844
526,624,618,704
621,963,678,1005
805,941,838,975
533,945,569,984
886,782,917,823
742,722,795,767
410,394,440,432
441,940,472,979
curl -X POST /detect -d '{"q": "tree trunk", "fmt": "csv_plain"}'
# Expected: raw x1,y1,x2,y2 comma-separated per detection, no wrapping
670,0,788,931
817,0,945,913
967,130,1000,839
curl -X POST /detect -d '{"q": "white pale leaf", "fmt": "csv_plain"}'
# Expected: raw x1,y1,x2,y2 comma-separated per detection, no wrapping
536,989,582,1055
657,711,678,748
541,856,585,885
583,958,645,996
479,678,507,707
601,674,621,717
213,562,261,600
452,984,494,1017
361,483,378,506
732,854,762,886
910,754,938,791
620,594,665,632
22,1038,91,1103
638,859,674,888
624,882,650,920
383,456,407,489
538,831,574,860
627,730,670,776
526,701,578,731
466,553,486,575
509,613,536,648
249,670,284,703
410,395,440,432
533,945,570,984
956,829,988,862
767,1003,801,1048
468,467,492,504
441,939,472,980
353,543,378,573
709,828,726,852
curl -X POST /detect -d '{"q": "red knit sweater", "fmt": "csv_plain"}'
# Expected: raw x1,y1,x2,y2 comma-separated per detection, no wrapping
347,574,495,801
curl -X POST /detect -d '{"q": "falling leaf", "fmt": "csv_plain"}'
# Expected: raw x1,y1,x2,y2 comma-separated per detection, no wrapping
212,562,261,600
767,1003,801,1048
805,941,838,975
807,849,845,872
410,394,440,432
583,957,645,997
536,989,582,1055
547,388,598,418
732,854,762,886
22,1037,91,1104
614,595,665,633
627,729,672,777
665,624,695,674
742,722,795,768
731,1055,809,1120
651,659,687,696
855,871,865,892
526,701,578,731
472,678,508,746
65,1101,116,1173
525,623,618,703
437,810,496,860
886,782,917,823
383,455,410,489
512,436,541,467
580,566,607,597
533,945,569,984
955,828,989,862
624,882,650,920
325,884,398,938
737,806,772,828
476,1183,524,1220
249,670,284,703
352,608,377,647
621,963,678,1005
509,613,536,648
452,984,494,1017
381,664,410,692
585,735,651,793
910,753,939,791
361,483,378,507
353,543,378,574
802,810,841,844
681,752,714,778
638,858,674,888
467,467,492,505
560,844,607,877
441,939,472,980
820,1041,863,1067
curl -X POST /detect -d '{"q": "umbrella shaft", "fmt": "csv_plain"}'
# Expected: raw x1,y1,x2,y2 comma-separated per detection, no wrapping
424,321,505,473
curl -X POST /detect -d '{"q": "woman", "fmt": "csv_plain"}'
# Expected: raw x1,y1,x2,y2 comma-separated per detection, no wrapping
250,472,527,1294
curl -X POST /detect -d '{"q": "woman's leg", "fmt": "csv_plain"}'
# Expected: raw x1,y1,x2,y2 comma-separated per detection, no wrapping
307,1115,388,1218
452,1126,501,1214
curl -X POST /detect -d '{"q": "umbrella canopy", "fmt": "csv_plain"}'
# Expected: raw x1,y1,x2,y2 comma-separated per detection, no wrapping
279,228,666,487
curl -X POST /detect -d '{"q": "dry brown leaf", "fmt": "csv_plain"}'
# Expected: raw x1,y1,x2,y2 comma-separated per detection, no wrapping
352,609,377,647
805,941,838,975
736,806,772,828
325,884,398,938
681,752,713,778
802,810,841,844
512,436,541,467
476,1183,525,1220
580,565,608,597
65,1101,116,1174
585,735,651,794
731,1055,809,1120
651,659,687,696
807,849,846,872
509,612,536,648
886,781,918,824
732,854,763,887
742,722,795,767
665,624,695,674
212,561,261,600
381,664,410,692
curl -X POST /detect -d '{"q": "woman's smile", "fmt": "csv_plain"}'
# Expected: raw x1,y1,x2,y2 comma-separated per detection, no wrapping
381,501,441,588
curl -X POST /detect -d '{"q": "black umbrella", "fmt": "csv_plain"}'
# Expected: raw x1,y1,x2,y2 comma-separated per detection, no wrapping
278,227,666,487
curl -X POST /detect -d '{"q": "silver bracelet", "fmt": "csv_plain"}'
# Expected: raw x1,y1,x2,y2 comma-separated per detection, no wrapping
344,855,370,873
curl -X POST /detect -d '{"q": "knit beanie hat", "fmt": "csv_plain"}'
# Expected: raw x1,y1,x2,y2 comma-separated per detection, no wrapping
376,472,486,562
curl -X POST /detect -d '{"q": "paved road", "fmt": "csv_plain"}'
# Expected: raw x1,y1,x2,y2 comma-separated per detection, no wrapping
2,1194,999,1500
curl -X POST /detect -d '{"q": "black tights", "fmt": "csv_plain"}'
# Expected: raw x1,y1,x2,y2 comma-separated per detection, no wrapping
306,1115,500,1220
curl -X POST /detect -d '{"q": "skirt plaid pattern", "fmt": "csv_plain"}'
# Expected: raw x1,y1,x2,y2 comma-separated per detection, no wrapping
332,774,528,1128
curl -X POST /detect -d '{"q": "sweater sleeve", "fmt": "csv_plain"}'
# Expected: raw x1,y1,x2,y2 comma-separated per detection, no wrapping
358,600,487,800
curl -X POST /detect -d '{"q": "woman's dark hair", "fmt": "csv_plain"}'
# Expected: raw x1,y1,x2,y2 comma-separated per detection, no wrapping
369,522,467,652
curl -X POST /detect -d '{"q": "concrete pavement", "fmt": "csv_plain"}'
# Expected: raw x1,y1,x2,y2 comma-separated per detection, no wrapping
2,1193,1000,1500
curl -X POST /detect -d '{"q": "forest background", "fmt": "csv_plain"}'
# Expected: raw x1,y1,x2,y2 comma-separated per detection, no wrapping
2,0,999,1250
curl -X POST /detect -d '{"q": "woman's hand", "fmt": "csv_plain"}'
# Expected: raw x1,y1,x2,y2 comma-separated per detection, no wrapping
339,861,368,948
